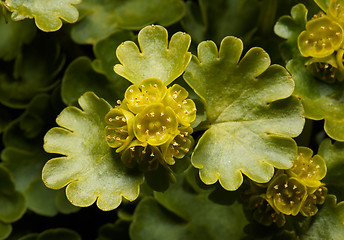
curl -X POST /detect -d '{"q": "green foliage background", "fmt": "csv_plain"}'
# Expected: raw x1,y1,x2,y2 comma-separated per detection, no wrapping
1,0,344,239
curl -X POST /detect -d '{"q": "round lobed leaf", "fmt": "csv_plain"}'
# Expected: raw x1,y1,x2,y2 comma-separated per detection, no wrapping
274,3,308,60
5,0,81,32
114,25,191,86
298,16,343,58
287,58,344,141
300,195,344,239
42,92,144,211
130,174,248,240
318,138,344,200
184,36,304,190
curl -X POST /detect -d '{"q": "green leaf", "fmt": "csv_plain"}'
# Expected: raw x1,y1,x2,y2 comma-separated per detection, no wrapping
92,31,134,82
183,37,304,190
274,3,308,60
130,174,248,240
71,0,185,44
181,0,260,44
0,221,11,240
42,92,144,211
62,57,129,107
0,165,26,223
318,138,344,200
19,228,81,240
0,37,65,108
113,0,185,30
114,25,191,86
300,195,344,240
0,11,36,61
287,58,344,141
1,94,79,216
5,0,81,32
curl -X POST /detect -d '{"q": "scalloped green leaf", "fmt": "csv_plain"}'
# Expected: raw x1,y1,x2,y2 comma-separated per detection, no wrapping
1,94,79,216
0,165,26,224
287,58,344,141
183,37,304,190
114,25,191,86
300,195,344,239
62,57,130,107
71,0,185,44
42,92,144,211
181,0,260,44
4,0,81,32
19,228,81,240
318,138,344,200
130,174,248,240
0,11,36,61
274,3,308,60
0,37,65,108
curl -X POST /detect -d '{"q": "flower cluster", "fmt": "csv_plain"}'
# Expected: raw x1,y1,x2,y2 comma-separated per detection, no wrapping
243,147,327,227
297,0,344,82
105,78,196,171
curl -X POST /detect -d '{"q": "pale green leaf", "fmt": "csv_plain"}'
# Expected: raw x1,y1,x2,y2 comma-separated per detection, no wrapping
181,0,260,44
287,58,344,141
183,36,304,190
130,174,248,240
5,0,81,32
62,57,129,106
71,0,185,44
274,3,308,60
318,138,344,200
42,92,144,211
301,195,344,240
114,25,191,86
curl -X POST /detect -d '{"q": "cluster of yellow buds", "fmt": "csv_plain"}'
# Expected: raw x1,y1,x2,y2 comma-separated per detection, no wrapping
105,78,196,171
243,147,327,227
298,0,344,82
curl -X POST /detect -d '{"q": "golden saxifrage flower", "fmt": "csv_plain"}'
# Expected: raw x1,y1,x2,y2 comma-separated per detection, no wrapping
105,78,196,171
